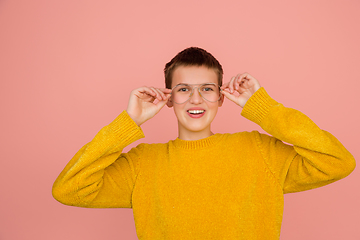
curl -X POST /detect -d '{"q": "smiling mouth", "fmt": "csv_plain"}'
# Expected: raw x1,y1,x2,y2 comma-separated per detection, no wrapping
187,110,205,115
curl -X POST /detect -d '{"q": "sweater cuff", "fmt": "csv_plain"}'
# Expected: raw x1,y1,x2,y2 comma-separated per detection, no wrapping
241,87,278,126
107,110,145,146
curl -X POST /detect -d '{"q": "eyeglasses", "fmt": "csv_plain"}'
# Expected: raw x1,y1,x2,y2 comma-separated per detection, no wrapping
170,83,222,104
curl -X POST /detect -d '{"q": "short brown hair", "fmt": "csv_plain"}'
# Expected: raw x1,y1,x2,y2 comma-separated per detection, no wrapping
164,47,223,89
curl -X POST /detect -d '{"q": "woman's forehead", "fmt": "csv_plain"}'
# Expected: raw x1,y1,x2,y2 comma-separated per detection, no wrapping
171,66,218,87
174,82,217,87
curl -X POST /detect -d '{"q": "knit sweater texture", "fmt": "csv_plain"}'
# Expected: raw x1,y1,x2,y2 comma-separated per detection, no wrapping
52,88,356,240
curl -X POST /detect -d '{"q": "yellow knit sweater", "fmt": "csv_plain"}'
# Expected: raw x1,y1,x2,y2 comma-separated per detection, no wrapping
52,88,355,240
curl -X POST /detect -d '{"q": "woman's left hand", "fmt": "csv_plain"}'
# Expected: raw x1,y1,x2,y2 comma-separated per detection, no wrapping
221,73,261,108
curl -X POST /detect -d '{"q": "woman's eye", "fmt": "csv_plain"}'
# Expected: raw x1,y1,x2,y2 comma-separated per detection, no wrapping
203,87,214,91
178,88,189,92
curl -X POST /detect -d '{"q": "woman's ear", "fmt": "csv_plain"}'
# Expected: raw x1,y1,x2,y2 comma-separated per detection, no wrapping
166,98,173,108
218,93,225,107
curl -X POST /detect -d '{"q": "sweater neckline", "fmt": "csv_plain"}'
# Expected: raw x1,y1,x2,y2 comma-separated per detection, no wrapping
171,133,224,150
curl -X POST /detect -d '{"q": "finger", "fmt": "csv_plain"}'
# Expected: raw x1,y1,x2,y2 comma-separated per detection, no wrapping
237,76,246,89
240,73,259,89
158,91,171,101
153,87,166,100
235,73,248,91
135,87,156,99
240,72,255,84
135,86,153,94
239,73,253,89
220,81,230,90
234,74,243,90
159,89,172,101
238,72,249,79
228,76,236,93
221,89,238,103
159,88,172,93
150,87,162,100
158,88,172,100
154,95,172,112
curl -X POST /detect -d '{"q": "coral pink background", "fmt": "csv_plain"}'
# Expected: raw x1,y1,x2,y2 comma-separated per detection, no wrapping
1,0,359,239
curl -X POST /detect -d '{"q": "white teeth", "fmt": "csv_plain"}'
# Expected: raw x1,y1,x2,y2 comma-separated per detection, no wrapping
188,110,205,114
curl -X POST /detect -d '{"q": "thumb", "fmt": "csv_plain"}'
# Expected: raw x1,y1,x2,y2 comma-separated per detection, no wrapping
221,90,238,104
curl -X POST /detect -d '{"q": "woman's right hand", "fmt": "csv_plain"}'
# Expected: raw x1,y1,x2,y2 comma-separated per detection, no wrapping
126,86,172,126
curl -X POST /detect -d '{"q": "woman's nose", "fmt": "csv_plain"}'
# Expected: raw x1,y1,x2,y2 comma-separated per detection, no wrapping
189,87,203,104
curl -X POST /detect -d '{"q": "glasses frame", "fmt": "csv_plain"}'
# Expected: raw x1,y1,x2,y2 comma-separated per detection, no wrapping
170,82,223,104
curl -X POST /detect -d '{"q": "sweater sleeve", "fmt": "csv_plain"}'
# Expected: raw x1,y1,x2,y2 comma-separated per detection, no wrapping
241,88,356,193
52,111,145,208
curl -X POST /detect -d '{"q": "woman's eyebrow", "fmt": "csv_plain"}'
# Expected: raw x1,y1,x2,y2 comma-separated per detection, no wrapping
176,82,215,85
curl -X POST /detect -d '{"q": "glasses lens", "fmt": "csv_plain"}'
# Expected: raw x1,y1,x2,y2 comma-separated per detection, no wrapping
172,84,192,104
171,83,221,104
199,84,220,102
